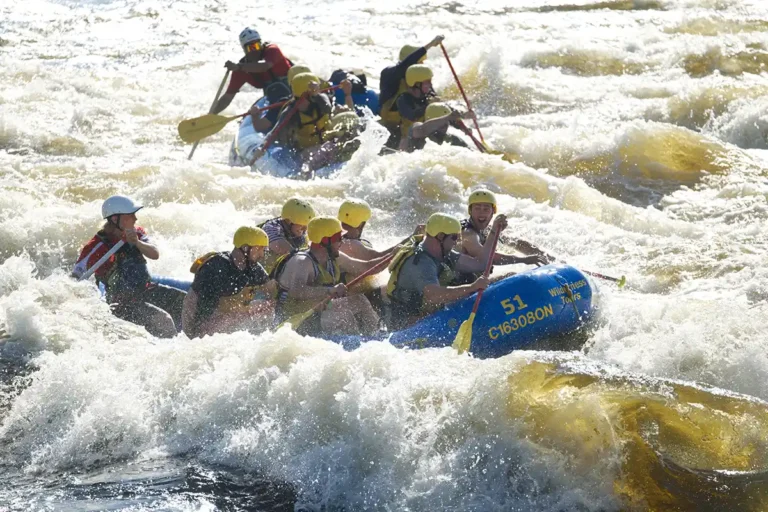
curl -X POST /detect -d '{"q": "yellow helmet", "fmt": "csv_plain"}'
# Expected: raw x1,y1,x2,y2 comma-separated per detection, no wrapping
328,111,360,134
468,189,497,214
233,226,269,248
426,213,461,237
287,65,311,85
281,197,315,226
307,216,343,244
405,65,433,87
291,73,320,98
425,103,453,121
399,44,425,63
338,199,371,228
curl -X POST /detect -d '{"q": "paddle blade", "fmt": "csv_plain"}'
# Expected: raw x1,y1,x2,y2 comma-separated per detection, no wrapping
618,275,627,289
452,312,476,354
177,114,239,144
276,308,316,332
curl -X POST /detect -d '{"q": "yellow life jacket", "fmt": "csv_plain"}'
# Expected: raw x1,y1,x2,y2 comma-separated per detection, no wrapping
190,251,270,317
379,79,408,125
295,104,330,149
386,235,455,305
273,249,342,318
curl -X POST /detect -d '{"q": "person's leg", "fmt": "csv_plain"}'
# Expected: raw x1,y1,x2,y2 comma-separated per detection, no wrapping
112,301,176,338
144,284,186,332
320,295,379,335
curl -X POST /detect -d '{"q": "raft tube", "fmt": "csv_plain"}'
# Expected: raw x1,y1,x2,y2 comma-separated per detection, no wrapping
153,264,593,359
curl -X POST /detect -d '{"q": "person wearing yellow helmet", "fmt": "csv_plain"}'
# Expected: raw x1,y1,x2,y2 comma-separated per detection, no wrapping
404,102,475,152
213,27,294,115
258,197,316,271
379,35,445,146
385,211,508,329
255,73,357,171
452,189,553,285
182,226,277,338
272,216,390,335
394,64,450,150
337,198,425,261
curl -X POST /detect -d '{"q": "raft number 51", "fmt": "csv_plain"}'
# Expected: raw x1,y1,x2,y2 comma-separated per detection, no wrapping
500,295,528,314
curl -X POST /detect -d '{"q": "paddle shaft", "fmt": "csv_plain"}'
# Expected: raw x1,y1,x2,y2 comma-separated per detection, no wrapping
440,43,484,142
468,228,501,315
455,120,487,153
188,69,230,160
79,240,125,281
580,268,622,283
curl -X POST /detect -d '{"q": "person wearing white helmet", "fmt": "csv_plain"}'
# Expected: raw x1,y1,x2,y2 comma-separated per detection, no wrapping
212,27,294,115
72,195,186,338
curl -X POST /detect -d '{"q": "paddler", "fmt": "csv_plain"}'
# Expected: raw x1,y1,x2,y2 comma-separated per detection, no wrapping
385,212,507,329
272,216,389,335
452,189,553,285
72,195,186,338
213,27,293,114
181,226,276,338
403,103,473,152
248,65,319,134
379,36,445,147
252,73,357,171
258,197,316,272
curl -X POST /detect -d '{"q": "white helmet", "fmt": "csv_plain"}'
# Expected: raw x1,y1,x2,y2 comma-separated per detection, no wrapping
102,195,143,219
239,28,261,47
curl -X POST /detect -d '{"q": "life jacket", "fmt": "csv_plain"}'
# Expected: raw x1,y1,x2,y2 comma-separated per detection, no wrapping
272,249,342,319
386,235,456,306
395,93,430,138
295,100,331,149
379,80,408,125
258,218,308,273
86,231,150,300
189,251,271,318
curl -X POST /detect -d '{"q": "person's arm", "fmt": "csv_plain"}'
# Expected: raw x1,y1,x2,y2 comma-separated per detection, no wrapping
340,80,354,110
455,215,508,274
411,111,461,139
125,229,159,260
422,277,488,309
280,255,342,301
213,93,235,114
337,252,390,278
461,227,543,266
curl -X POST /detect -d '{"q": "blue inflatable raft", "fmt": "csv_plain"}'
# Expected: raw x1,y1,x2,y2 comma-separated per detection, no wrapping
155,264,593,359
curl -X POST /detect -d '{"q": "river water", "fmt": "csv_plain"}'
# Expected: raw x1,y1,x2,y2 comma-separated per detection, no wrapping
2,0,768,510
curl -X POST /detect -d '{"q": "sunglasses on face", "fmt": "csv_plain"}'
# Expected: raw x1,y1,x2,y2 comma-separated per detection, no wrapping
322,232,343,245
245,41,263,53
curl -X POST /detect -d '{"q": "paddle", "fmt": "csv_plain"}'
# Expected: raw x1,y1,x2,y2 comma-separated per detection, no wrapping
188,69,230,159
454,119,488,153
279,250,396,331
440,43,484,142
179,85,342,145
452,227,501,354
78,240,125,281
581,268,626,288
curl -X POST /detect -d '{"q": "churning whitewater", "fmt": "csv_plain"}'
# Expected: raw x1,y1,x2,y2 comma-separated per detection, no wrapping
2,0,768,509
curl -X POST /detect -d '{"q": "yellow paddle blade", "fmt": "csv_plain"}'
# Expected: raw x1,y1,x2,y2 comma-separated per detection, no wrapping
452,312,476,354
177,113,241,144
276,307,317,332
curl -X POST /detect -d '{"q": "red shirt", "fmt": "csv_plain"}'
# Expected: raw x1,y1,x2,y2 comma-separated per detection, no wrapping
225,44,292,93
73,227,149,282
